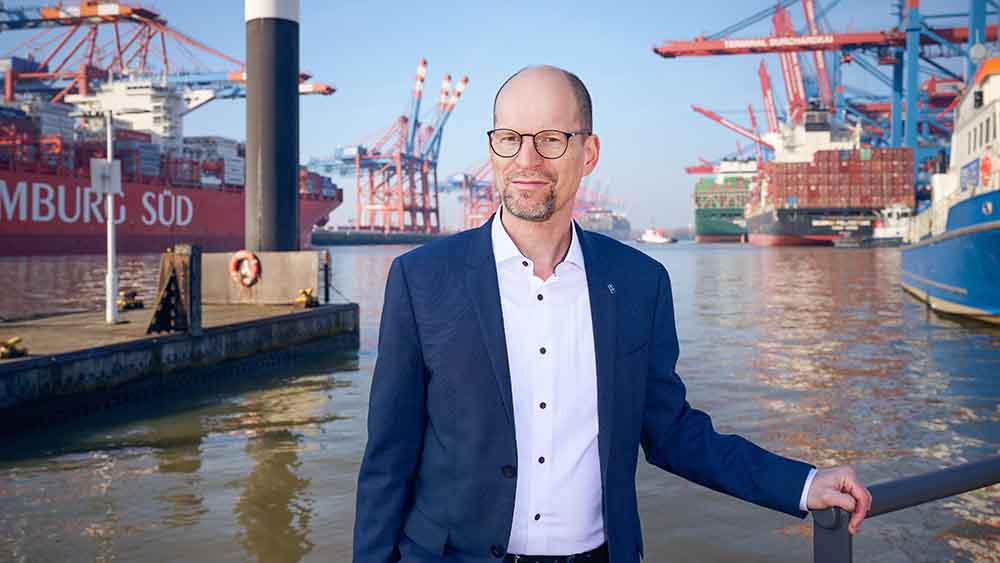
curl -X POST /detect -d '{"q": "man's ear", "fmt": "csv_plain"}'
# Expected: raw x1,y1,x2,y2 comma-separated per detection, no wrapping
583,134,600,175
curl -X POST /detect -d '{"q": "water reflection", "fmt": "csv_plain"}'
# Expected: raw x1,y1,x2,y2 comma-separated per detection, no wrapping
155,414,207,530
689,245,1000,560
0,254,160,320
235,429,313,563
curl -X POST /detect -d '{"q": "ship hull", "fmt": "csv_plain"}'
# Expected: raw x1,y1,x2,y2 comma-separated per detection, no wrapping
695,234,744,243
901,190,1000,325
0,170,339,256
747,207,877,247
694,208,745,243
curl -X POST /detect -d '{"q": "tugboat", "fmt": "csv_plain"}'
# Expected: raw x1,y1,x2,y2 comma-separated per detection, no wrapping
868,204,912,247
901,58,1000,324
636,228,675,244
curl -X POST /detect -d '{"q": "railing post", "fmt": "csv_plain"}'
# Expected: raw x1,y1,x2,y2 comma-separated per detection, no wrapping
813,507,852,563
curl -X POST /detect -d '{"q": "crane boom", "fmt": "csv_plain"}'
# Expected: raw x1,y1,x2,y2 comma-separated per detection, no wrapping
691,105,775,150
654,25,996,58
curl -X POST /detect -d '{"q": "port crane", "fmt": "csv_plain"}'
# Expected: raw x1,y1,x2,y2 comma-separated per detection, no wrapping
308,59,468,233
0,1,334,108
446,161,495,230
655,0,994,183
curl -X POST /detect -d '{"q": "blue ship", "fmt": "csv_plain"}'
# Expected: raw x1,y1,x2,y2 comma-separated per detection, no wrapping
901,59,1000,325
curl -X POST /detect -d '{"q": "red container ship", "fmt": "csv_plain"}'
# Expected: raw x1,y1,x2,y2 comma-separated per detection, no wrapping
0,97,341,257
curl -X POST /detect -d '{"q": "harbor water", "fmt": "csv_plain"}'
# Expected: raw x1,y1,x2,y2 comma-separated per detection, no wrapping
0,243,997,562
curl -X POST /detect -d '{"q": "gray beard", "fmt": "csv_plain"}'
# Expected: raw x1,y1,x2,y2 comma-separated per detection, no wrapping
501,185,557,222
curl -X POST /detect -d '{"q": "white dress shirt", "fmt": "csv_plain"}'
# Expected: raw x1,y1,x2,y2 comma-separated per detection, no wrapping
494,211,604,555
492,211,815,556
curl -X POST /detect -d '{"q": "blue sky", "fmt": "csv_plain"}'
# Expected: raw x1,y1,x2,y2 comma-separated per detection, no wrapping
0,0,967,228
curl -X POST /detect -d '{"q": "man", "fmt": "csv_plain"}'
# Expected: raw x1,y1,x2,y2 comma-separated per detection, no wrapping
354,65,871,563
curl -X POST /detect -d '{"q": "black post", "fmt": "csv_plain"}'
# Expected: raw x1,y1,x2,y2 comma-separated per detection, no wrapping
322,248,330,304
813,507,852,563
245,0,299,251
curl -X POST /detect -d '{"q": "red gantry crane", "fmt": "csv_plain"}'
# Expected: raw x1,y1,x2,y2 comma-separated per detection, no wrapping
0,1,334,105
308,59,468,233
453,161,495,230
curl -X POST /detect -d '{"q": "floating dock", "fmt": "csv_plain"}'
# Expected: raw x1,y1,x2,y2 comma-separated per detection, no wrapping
0,302,359,431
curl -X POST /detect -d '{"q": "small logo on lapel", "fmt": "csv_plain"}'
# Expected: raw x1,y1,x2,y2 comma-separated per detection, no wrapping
607,283,616,294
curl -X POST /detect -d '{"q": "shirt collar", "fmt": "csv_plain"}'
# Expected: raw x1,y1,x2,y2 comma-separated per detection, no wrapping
491,207,585,270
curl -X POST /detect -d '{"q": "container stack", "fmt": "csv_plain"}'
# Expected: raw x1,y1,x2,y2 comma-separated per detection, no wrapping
115,139,161,179
20,100,76,140
183,136,241,187
39,135,74,172
223,154,244,186
298,168,338,197
299,168,317,195
762,147,915,210
320,175,338,198
167,157,199,185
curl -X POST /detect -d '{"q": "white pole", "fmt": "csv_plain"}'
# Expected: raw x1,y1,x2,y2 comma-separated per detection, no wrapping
105,110,119,324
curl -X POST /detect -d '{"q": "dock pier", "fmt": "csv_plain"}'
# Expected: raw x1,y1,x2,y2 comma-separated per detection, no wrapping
0,302,359,432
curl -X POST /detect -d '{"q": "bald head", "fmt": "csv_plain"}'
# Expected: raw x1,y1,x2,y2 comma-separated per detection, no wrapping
493,65,592,132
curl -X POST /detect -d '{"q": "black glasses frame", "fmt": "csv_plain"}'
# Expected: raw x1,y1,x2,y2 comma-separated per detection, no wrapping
486,128,591,160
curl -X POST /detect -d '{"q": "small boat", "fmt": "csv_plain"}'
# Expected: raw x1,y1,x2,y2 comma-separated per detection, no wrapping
868,204,911,247
636,228,676,244
834,204,912,248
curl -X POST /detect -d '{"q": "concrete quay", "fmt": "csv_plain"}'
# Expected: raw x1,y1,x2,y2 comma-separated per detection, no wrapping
0,303,359,431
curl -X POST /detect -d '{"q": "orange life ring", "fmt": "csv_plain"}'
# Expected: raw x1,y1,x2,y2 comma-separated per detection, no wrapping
981,155,992,186
229,250,261,287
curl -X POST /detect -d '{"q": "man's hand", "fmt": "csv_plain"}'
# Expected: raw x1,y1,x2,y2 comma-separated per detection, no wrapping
806,466,872,534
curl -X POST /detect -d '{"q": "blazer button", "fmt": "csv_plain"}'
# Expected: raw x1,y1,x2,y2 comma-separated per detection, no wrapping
501,465,516,478
491,544,506,557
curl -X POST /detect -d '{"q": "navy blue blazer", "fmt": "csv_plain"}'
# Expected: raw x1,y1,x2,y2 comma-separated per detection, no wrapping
354,215,813,563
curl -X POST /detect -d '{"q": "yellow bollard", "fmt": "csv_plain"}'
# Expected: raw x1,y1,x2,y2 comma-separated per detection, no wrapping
0,336,27,359
295,288,319,309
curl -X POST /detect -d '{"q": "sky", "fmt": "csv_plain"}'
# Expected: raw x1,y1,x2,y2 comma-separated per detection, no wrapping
0,0,970,229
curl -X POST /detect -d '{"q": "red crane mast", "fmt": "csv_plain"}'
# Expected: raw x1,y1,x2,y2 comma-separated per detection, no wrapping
801,0,834,109
758,60,780,133
747,104,764,162
772,5,807,124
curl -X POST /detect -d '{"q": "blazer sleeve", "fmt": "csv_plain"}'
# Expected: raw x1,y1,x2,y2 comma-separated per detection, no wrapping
639,265,814,518
354,257,428,562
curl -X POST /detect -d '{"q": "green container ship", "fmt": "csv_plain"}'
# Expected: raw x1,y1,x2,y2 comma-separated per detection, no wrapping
693,159,754,243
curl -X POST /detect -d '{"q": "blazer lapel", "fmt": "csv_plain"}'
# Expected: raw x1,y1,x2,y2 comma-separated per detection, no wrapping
577,225,617,488
465,215,515,428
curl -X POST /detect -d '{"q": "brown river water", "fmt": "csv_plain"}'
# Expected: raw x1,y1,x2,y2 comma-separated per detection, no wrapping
0,243,997,562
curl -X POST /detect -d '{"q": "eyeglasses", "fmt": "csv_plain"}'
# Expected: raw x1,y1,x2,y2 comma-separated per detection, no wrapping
487,128,591,160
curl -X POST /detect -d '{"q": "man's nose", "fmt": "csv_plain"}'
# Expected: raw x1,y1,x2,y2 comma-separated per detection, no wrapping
514,135,545,168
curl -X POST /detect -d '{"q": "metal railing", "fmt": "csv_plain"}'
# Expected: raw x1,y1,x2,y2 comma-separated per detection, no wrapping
813,455,1000,563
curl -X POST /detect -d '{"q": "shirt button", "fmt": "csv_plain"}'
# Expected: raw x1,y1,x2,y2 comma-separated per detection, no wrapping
522,261,528,267
491,544,506,557
534,513,541,521
536,294,543,301
539,347,546,355
501,465,516,478
538,456,545,464
539,402,546,409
